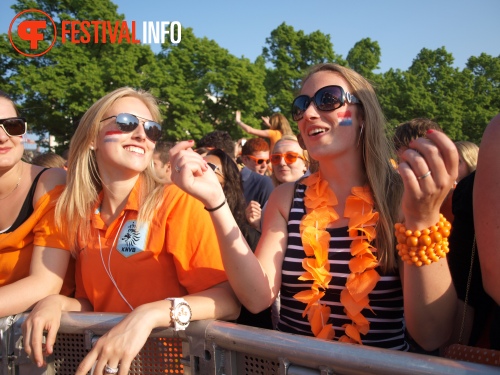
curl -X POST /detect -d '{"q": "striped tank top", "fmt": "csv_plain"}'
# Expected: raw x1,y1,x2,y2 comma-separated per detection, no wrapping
276,182,409,350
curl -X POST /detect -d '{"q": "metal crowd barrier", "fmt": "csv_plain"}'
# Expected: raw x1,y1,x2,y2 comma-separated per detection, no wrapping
1,313,499,375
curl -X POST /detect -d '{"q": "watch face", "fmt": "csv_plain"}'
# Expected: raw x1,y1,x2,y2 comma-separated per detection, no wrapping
176,303,191,325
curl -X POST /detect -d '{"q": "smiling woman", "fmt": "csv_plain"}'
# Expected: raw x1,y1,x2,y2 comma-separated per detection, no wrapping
21,87,240,375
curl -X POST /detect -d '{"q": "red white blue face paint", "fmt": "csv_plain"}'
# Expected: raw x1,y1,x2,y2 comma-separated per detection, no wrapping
104,130,122,143
338,110,353,126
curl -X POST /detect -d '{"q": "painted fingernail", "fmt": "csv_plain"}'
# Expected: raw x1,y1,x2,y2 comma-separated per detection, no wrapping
426,129,435,134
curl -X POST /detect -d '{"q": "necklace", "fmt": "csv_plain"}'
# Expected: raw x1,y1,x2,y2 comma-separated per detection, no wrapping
98,213,134,311
0,163,23,201
294,172,380,344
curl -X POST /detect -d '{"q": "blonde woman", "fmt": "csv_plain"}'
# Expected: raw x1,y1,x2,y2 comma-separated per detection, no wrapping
236,111,294,152
22,87,239,374
270,135,308,187
454,140,479,182
171,63,458,351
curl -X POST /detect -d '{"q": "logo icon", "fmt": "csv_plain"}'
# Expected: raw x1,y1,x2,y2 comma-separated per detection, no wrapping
9,9,57,57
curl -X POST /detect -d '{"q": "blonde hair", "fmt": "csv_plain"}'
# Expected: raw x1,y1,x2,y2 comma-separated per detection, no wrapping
301,63,403,273
271,135,309,186
56,87,165,254
269,113,294,136
455,141,479,175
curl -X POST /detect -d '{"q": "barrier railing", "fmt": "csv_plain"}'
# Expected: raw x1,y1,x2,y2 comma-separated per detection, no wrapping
1,313,498,375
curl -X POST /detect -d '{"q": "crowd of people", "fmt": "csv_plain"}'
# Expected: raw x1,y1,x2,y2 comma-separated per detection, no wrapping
1,62,499,373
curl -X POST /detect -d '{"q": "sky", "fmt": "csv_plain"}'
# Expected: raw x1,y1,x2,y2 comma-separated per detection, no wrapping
1,0,499,73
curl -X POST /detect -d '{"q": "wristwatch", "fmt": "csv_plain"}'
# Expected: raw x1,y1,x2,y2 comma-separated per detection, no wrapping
166,298,192,330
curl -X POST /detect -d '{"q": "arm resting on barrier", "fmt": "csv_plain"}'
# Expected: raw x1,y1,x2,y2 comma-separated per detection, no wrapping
74,281,239,375
0,246,71,318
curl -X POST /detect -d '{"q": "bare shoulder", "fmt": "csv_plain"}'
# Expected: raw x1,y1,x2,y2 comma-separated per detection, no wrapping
34,166,67,202
265,181,297,222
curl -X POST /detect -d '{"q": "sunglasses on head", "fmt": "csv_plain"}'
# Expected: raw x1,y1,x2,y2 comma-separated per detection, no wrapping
291,85,360,121
0,117,27,137
206,162,224,178
270,151,305,165
100,113,162,142
246,155,270,165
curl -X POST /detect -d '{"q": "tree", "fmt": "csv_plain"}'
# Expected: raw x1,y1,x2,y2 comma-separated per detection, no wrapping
155,28,267,142
262,22,345,126
346,38,381,78
460,53,500,143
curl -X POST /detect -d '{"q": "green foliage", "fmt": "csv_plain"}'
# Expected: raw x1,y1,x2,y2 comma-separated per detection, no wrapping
346,38,381,79
1,2,499,150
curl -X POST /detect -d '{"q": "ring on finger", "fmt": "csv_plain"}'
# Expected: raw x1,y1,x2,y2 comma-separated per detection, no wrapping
174,164,182,173
417,170,432,180
104,364,119,374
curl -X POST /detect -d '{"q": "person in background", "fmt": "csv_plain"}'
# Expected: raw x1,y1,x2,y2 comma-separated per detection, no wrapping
197,130,234,157
240,137,271,176
439,115,500,351
474,113,500,307
236,111,294,153
152,140,175,185
204,148,272,329
197,132,273,231
31,152,66,169
246,135,309,232
0,90,74,318
454,141,479,183
22,87,240,374
170,63,458,351
270,135,309,187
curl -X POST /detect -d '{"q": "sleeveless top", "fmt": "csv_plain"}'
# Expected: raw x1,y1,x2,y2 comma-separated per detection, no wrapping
276,182,409,350
4,168,48,233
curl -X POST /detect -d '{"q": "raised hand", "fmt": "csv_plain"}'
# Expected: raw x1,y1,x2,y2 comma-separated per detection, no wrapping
397,129,458,229
169,140,225,207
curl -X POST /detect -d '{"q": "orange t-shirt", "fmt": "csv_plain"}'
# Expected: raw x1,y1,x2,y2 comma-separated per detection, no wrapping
0,185,75,296
74,182,228,312
268,129,282,152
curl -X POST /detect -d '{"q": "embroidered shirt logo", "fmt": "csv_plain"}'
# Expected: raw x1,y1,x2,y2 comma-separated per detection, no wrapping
116,220,148,257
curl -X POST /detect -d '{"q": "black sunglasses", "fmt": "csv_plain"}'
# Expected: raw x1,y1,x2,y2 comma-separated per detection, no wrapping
100,113,162,142
291,85,360,121
0,117,27,137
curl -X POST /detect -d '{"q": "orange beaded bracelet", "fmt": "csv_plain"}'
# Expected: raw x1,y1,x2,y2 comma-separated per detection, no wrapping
394,214,452,266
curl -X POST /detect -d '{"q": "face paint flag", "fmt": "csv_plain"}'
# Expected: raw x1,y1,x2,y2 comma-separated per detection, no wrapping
338,111,353,126
104,130,122,142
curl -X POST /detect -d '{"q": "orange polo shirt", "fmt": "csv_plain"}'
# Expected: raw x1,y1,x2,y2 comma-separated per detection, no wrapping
75,181,228,312
0,185,75,296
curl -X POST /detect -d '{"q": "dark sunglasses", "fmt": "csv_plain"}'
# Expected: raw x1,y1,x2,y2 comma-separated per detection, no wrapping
246,155,270,165
270,152,305,165
0,117,27,137
206,162,224,178
291,85,360,121
100,113,162,142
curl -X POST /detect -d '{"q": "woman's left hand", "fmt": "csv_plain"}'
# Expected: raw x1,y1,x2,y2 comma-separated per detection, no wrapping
75,306,158,375
397,130,458,230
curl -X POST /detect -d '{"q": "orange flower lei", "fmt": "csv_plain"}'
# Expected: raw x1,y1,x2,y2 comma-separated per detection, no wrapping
294,172,380,344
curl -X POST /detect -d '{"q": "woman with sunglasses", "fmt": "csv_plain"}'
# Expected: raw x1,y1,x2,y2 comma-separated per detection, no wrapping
270,135,308,187
22,87,240,374
236,111,294,153
0,90,74,318
248,135,309,231
170,63,459,351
